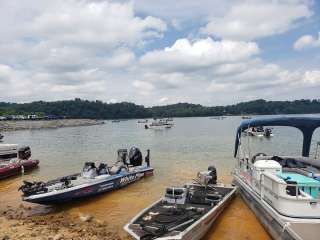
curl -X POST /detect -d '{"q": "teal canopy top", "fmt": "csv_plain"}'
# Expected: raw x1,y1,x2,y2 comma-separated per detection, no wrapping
234,116,320,158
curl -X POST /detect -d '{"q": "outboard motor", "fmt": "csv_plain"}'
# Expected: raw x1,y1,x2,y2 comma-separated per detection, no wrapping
208,166,217,184
18,146,31,160
128,147,142,166
264,128,272,137
19,181,48,196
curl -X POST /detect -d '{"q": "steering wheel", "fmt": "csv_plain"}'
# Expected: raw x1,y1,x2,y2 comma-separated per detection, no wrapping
251,152,267,163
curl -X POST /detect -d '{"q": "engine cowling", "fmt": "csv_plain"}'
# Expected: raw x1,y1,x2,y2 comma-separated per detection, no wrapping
128,147,142,166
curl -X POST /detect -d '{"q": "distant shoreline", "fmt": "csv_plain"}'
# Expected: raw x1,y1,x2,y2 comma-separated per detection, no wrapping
0,119,105,132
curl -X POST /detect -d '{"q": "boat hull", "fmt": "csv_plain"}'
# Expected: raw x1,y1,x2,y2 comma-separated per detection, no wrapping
180,190,236,240
0,159,39,180
23,167,153,205
124,185,237,240
233,174,312,240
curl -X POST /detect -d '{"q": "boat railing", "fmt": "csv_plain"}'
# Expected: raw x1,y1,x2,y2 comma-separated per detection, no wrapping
260,172,320,202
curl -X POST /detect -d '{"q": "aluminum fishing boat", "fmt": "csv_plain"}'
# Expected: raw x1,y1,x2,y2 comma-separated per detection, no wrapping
233,117,320,240
19,147,153,205
125,166,236,240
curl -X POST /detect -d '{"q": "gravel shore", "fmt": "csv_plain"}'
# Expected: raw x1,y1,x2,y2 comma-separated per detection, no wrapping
0,119,105,132
0,204,125,240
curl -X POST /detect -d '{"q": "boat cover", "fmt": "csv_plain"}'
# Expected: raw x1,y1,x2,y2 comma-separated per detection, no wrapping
234,117,320,157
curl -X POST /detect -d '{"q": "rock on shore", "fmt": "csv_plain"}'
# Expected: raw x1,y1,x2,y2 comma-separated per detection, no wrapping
0,205,125,240
0,119,104,132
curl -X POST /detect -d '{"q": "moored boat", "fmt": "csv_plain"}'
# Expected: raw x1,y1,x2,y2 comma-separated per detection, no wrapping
0,159,39,180
233,117,320,240
0,144,18,160
146,119,174,130
138,119,148,123
124,166,237,240
19,147,153,205
0,145,39,179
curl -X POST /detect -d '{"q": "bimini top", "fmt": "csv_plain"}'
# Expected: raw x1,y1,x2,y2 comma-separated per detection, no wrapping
234,116,320,158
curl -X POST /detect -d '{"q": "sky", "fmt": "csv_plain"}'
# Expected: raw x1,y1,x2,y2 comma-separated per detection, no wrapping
0,0,319,106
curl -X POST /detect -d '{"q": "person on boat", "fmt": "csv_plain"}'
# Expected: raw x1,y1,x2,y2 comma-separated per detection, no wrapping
97,163,108,175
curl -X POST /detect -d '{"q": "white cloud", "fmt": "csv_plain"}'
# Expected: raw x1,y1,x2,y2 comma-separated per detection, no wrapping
159,97,169,103
133,80,155,96
140,38,259,73
294,32,320,50
303,70,320,84
0,0,319,106
27,1,166,48
201,0,312,40
135,37,320,104
132,0,231,21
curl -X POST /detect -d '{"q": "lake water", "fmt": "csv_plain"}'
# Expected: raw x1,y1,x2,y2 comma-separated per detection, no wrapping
1,115,320,239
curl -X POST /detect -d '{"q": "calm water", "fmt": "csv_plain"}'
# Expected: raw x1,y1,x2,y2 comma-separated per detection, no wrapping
1,115,320,239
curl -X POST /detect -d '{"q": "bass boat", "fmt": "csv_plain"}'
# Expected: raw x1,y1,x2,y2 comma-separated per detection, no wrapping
145,119,174,130
0,145,39,179
124,166,237,240
233,117,320,240
19,147,153,205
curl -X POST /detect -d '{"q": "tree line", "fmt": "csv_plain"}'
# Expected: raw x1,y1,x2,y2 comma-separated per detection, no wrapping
0,98,320,119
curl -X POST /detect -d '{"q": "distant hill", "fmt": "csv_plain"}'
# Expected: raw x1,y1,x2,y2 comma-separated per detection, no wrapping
1,98,320,119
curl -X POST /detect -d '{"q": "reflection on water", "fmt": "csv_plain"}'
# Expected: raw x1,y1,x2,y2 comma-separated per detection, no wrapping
1,115,319,239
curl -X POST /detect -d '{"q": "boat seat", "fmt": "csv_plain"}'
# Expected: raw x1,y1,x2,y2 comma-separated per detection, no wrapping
205,193,222,205
285,180,300,196
164,187,187,204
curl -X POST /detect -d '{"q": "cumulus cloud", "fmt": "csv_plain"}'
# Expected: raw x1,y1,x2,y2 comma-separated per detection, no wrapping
134,36,320,104
140,38,259,73
303,70,320,84
0,0,319,105
201,0,312,40
294,32,320,50
0,0,167,102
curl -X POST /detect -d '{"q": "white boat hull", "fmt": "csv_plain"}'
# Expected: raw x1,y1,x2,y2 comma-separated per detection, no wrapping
233,173,320,240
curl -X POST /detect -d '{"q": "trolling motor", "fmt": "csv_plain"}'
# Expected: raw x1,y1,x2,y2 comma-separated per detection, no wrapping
197,166,217,186
264,128,272,137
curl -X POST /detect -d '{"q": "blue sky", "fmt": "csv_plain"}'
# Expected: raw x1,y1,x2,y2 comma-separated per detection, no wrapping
0,0,319,106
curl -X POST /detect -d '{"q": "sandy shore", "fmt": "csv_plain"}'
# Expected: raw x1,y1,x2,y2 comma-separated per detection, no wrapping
0,204,125,240
0,119,105,132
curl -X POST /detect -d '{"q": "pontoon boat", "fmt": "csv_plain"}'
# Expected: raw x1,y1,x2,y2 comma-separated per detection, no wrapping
233,117,320,240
